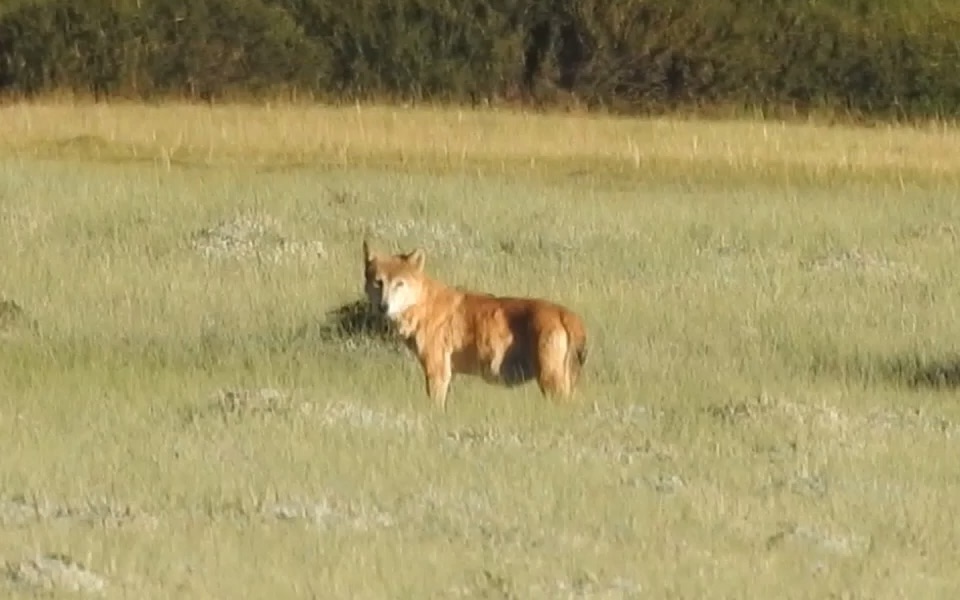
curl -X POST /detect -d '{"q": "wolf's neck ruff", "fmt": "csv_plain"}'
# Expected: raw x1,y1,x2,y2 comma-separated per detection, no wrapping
392,310,420,341
390,277,449,341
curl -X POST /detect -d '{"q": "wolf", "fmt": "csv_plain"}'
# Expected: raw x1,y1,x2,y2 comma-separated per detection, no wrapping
362,239,588,410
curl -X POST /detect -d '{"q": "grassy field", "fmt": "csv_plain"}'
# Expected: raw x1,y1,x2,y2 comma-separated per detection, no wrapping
1,101,960,599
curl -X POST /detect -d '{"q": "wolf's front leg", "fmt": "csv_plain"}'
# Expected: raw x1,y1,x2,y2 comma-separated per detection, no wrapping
421,351,452,411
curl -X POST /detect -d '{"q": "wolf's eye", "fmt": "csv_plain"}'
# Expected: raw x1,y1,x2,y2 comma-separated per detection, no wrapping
373,278,384,288
394,280,405,289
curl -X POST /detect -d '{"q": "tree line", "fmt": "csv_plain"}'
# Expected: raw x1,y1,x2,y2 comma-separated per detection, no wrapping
1,0,959,120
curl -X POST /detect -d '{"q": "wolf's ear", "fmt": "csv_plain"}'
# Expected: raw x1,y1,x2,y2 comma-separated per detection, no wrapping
407,248,426,272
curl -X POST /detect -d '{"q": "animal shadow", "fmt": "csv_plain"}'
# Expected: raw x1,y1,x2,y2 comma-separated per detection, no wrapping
816,349,960,391
877,353,960,390
284,298,401,354
322,298,393,340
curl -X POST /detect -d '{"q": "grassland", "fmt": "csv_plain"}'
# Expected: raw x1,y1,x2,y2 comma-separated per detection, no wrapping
1,100,960,599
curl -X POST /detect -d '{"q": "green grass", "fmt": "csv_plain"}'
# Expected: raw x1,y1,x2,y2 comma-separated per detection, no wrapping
2,101,960,598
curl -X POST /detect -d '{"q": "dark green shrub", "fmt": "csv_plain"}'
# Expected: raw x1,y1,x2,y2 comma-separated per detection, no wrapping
1,0,959,120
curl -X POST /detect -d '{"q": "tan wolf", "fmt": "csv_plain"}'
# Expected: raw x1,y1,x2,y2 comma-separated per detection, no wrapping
362,240,588,410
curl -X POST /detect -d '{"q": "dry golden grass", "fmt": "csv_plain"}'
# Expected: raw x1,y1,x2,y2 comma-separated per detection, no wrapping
3,100,960,179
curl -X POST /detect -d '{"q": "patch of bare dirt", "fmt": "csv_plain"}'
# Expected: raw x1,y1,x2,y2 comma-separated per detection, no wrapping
190,213,326,263
6,553,107,595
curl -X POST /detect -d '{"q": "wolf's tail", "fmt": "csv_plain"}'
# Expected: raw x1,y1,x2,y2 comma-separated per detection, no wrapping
560,311,588,390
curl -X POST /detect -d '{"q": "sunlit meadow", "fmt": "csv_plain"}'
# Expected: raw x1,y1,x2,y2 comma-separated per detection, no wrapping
1,101,960,598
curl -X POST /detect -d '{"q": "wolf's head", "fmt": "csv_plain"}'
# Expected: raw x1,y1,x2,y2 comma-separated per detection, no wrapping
362,239,428,319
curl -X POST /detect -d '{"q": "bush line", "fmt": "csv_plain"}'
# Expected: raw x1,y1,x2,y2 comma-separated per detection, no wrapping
1,0,959,120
